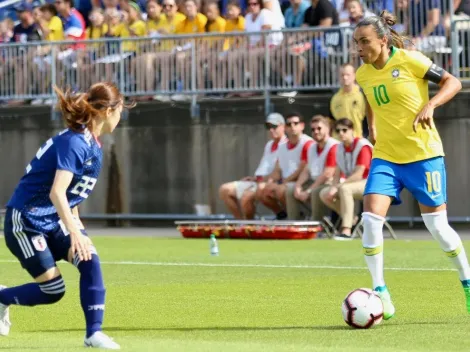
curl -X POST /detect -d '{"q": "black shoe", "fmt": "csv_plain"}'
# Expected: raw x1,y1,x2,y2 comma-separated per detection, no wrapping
276,211,287,220
334,233,353,241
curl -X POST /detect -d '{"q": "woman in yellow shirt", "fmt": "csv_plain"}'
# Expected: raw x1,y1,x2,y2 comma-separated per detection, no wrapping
221,1,245,95
136,0,167,97
198,2,225,91
353,11,470,318
151,0,186,100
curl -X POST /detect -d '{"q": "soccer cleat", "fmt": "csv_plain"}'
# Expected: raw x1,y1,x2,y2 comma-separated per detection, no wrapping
0,286,11,336
461,280,470,313
374,285,395,320
84,331,120,349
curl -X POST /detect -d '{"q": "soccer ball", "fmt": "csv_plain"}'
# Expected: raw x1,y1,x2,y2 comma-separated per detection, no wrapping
341,288,384,329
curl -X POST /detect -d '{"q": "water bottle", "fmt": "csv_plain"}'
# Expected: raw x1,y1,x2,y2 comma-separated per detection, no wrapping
210,234,219,256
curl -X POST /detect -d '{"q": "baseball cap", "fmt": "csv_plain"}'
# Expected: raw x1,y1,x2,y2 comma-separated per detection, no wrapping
15,2,33,12
266,112,285,126
32,0,43,9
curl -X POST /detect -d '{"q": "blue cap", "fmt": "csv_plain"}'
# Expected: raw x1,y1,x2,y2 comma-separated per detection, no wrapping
15,2,33,12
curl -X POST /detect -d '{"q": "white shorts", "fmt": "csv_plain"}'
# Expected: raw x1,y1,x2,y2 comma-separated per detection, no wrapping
234,181,257,200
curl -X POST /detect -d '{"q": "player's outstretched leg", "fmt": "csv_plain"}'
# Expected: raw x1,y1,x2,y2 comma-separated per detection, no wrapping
0,275,66,336
422,210,470,313
73,248,120,350
362,212,395,320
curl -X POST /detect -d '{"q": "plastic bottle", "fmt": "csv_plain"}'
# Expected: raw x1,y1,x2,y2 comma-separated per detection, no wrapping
210,234,219,256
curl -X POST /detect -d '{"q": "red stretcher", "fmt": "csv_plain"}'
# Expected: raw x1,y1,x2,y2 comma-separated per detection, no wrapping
175,220,323,240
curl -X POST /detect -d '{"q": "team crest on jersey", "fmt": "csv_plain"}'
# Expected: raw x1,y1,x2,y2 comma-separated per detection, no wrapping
392,69,400,79
31,235,47,252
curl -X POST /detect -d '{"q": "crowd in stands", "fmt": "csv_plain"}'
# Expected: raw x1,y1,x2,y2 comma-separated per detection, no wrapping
0,0,467,104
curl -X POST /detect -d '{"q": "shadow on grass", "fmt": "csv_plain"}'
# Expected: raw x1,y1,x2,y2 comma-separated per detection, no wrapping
26,325,351,333
25,320,468,335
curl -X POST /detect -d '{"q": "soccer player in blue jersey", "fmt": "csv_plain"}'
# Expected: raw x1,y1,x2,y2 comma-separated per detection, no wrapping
0,82,133,349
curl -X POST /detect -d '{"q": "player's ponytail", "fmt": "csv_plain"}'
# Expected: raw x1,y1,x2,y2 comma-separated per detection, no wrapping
54,82,135,133
356,10,410,50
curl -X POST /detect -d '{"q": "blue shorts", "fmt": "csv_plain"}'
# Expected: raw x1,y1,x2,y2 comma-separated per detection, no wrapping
364,156,447,207
3,207,87,278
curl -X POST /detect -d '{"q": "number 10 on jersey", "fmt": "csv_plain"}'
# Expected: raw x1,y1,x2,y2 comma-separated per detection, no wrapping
373,85,390,106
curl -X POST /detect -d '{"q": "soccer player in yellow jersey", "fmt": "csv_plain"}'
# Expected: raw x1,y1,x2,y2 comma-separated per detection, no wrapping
354,11,470,319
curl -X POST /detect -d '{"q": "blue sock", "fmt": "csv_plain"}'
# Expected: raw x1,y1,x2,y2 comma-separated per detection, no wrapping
374,285,388,292
76,253,106,338
0,276,65,306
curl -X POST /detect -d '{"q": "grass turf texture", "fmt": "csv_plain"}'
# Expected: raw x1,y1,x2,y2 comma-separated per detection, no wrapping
0,236,469,351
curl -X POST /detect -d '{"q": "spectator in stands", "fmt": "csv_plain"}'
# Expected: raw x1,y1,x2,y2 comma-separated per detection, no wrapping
397,0,446,52
151,0,186,101
219,113,287,219
12,3,41,43
86,7,107,39
199,2,226,92
320,118,372,240
31,3,64,105
284,0,309,28
220,1,245,95
345,0,374,25
81,8,108,89
260,112,313,220
235,0,283,97
0,19,14,43
289,115,338,220
55,0,86,42
9,2,41,105
263,0,285,28
329,63,366,137
276,0,309,97
173,0,207,101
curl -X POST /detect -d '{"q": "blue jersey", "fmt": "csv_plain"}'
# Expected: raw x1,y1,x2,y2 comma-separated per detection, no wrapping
7,128,103,233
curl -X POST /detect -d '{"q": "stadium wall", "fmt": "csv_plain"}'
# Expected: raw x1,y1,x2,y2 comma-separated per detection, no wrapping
0,92,469,219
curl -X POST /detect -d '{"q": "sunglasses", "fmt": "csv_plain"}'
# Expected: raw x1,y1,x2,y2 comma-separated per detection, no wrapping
286,121,300,127
311,126,322,132
336,128,349,134
266,123,278,130
248,2,259,6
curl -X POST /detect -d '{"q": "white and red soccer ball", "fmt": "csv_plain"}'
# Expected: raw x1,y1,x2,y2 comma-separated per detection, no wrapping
342,288,384,329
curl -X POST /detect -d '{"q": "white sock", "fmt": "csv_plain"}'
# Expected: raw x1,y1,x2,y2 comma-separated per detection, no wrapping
422,210,470,281
362,212,386,289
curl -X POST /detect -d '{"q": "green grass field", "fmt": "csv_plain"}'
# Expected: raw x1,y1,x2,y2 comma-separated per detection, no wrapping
0,236,469,352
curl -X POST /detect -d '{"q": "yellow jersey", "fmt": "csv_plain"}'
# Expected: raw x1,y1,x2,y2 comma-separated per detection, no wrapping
205,16,226,48
175,13,207,34
46,16,64,41
146,15,168,34
356,47,444,164
113,20,147,52
224,16,245,50
330,85,366,137
164,12,186,34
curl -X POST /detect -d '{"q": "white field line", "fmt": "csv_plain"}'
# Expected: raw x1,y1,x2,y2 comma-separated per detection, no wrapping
0,259,456,272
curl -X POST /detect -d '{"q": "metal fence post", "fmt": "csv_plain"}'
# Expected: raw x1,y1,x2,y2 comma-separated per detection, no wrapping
264,31,272,116
50,44,57,121
119,39,125,94
449,0,459,77
190,38,200,119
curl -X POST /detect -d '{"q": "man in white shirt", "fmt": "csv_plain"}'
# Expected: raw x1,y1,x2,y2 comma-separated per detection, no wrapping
288,115,338,220
219,113,287,219
260,112,314,219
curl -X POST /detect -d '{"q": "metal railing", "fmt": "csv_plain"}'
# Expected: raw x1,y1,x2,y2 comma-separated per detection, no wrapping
0,22,468,112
